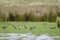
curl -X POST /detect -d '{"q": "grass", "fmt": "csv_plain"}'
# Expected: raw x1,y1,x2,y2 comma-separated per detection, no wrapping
57,17,60,20
55,38,60,40
0,0,60,6
0,22,60,36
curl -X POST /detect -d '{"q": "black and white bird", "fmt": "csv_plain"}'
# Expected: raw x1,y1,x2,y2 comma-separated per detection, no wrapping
29,26,36,30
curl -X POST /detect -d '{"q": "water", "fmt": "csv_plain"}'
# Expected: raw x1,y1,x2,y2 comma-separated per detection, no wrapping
0,33,60,40
36,34,54,40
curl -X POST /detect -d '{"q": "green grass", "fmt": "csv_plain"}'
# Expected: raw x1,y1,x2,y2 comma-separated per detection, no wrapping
57,17,60,20
0,22,60,36
55,39,60,40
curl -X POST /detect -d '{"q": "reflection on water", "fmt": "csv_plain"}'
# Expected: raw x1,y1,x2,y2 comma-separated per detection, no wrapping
0,33,60,40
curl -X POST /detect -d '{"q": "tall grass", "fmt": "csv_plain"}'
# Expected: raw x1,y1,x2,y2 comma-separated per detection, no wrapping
0,12,7,22
14,13,20,21
7,12,15,21
0,11,57,22
57,11,60,17
48,11,57,22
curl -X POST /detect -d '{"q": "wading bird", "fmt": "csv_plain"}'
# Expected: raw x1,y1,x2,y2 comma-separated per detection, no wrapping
29,26,36,30
2,25,7,29
30,27,33,30
18,25,22,29
12,25,17,29
23,25,27,29
50,27,56,29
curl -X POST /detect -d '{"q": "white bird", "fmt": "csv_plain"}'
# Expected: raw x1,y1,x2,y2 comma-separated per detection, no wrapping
18,25,22,29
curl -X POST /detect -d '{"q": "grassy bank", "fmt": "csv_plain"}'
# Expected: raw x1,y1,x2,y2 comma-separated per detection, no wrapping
0,22,60,36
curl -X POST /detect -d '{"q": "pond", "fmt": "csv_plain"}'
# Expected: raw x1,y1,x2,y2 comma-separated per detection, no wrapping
0,33,60,40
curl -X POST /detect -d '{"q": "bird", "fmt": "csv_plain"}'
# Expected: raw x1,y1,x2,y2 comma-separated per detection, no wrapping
29,26,36,30
50,27,56,29
12,25,17,29
23,25,27,29
2,25,7,29
18,25,22,29
29,27,33,30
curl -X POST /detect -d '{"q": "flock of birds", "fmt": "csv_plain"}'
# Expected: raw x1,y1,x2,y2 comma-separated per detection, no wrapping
1,22,59,30
2,24,36,30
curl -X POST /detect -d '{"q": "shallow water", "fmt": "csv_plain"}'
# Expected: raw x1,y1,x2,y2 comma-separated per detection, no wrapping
0,33,60,40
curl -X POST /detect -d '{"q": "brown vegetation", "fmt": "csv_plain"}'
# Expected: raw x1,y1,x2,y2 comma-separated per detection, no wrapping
0,5,59,22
